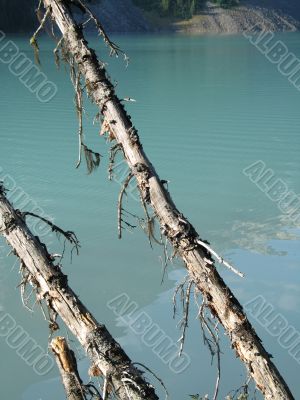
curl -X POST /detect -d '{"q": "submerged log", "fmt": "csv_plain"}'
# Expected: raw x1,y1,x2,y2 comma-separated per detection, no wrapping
39,1,295,398
0,187,158,400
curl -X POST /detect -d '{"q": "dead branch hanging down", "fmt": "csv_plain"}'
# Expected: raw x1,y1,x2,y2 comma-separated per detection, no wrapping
38,1,294,398
0,186,158,400
21,211,80,256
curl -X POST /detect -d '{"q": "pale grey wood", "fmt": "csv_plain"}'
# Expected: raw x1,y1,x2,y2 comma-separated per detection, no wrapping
0,189,158,400
38,2,296,398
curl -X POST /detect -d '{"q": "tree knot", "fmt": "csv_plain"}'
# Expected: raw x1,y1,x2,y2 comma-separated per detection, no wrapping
48,272,68,289
2,212,17,234
0,181,8,196
127,126,140,146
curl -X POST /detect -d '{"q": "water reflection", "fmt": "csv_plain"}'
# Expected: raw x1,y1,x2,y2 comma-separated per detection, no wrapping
0,32,299,399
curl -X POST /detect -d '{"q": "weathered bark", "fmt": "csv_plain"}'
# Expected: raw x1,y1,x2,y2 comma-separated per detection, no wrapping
39,1,295,398
0,188,158,400
51,336,88,400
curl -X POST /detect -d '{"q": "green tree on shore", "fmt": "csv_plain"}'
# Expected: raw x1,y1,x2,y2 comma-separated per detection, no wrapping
133,0,237,19
0,0,239,32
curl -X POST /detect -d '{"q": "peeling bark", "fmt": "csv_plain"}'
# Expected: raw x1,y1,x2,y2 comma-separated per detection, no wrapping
38,1,295,398
0,189,158,400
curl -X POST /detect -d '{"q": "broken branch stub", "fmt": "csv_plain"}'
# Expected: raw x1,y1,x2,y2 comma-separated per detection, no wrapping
0,189,158,400
51,336,88,400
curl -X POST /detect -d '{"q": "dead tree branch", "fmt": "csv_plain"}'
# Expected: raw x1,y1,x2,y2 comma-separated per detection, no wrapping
37,1,294,398
30,5,51,65
22,211,80,256
0,188,159,400
118,172,134,239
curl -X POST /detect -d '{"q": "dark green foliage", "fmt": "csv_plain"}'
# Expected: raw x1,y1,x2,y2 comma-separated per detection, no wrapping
212,0,239,8
0,0,238,33
0,0,93,33
132,0,238,19
0,0,37,33
133,0,201,19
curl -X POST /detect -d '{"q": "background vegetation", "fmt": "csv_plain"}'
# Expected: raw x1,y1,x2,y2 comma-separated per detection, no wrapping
133,0,239,19
0,0,36,32
0,0,239,33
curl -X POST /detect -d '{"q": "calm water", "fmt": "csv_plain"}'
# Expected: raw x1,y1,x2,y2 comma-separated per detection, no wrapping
0,33,300,399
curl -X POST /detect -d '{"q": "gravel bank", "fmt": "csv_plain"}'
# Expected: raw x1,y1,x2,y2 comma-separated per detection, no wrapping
90,0,300,34
174,1,300,34
89,0,151,32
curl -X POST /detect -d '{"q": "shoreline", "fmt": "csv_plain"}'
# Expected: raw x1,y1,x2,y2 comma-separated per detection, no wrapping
172,1,300,34
89,0,300,35
2,0,300,35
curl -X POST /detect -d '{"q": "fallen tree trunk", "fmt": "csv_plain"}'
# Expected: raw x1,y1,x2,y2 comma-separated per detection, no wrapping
38,1,295,398
0,186,158,400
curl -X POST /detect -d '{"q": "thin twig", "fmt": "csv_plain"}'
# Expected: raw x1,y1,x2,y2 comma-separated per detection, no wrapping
172,275,188,319
139,196,163,248
196,239,244,278
53,36,64,68
178,280,193,356
133,363,169,400
197,297,221,400
22,211,80,256
30,6,51,65
108,143,122,181
18,262,34,313
118,172,134,239
76,0,128,62
70,59,101,174
75,71,84,169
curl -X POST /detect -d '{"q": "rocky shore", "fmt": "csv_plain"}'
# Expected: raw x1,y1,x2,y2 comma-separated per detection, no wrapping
89,0,152,33
1,0,299,35
174,1,300,34
90,0,300,34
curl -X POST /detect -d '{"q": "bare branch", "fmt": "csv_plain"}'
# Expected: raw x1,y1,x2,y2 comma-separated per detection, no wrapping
196,239,245,278
133,362,169,400
22,211,80,256
76,0,128,62
118,172,134,239
0,188,159,400
178,280,193,357
37,2,295,398
30,6,51,65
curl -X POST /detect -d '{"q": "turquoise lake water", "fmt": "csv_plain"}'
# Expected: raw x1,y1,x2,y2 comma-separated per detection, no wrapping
0,32,300,399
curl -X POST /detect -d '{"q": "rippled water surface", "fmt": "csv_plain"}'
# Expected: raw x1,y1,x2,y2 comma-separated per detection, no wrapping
0,33,300,399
